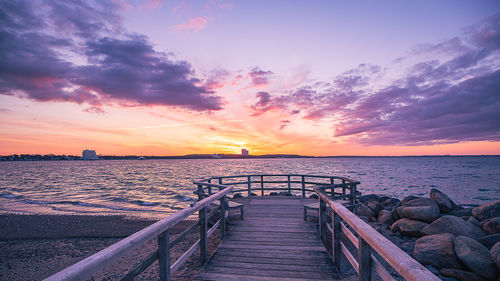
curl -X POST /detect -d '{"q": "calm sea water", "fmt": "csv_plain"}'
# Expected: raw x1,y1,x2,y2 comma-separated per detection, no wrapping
0,157,499,218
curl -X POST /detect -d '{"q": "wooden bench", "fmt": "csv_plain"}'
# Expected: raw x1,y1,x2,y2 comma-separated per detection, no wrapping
211,199,244,220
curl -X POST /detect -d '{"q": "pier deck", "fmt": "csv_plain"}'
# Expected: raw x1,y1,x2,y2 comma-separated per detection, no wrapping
196,197,341,281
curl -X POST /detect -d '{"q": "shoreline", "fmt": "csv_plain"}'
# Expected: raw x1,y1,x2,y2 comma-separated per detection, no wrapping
0,214,210,281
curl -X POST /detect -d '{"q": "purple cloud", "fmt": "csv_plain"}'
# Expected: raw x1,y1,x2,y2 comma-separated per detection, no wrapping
248,67,273,87
251,13,500,145
0,0,223,111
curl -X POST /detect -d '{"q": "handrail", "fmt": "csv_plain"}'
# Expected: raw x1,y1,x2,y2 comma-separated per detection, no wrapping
45,185,233,281
195,174,360,202
315,187,439,281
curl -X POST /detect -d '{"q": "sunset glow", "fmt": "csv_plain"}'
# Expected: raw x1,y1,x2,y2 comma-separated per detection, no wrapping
1,0,499,156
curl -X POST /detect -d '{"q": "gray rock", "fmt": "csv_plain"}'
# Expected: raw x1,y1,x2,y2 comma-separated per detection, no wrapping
366,200,384,216
449,208,473,217
440,268,485,281
472,200,500,221
358,194,380,203
309,194,318,199
467,216,480,227
391,203,401,221
391,218,428,236
414,233,461,269
356,203,375,217
402,206,440,223
422,215,485,239
478,234,500,249
402,195,421,205
232,193,243,198
403,197,439,208
278,191,291,196
269,192,278,196
491,242,500,269
454,235,498,279
382,197,401,206
378,209,394,225
396,206,406,218
482,217,500,234
430,188,457,213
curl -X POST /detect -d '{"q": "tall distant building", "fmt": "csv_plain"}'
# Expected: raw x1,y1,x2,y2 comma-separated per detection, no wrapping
82,149,98,160
241,149,249,157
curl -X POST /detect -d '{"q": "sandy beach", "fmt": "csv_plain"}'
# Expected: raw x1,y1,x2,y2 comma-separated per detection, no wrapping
0,214,221,281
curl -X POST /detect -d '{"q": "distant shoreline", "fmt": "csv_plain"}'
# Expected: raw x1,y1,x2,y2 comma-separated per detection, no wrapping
1,154,499,161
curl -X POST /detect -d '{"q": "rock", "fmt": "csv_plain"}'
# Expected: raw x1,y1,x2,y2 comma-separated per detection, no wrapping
382,197,400,206
449,208,473,217
232,193,243,198
430,188,456,213
358,194,380,203
391,203,401,221
378,209,394,225
467,216,480,227
478,234,500,249
356,204,375,217
403,197,439,208
366,200,384,216
396,206,406,218
402,195,421,205
491,242,500,269
454,235,498,279
251,192,258,196
472,200,500,221
413,233,461,269
269,192,278,196
391,218,428,236
422,215,485,239
440,268,485,281
425,265,440,275
402,206,440,223
309,194,318,199
278,191,291,196
482,217,500,234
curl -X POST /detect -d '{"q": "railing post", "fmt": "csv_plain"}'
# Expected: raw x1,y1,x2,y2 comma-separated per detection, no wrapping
350,183,356,206
342,179,346,197
330,177,334,197
358,238,372,281
319,198,327,243
332,211,341,272
247,176,251,197
301,175,306,197
260,175,264,196
199,206,208,265
158,230,170,281
220,195,226,238
287,175,291,194
207,179,212,195
197,184,204,201
219,177,222,185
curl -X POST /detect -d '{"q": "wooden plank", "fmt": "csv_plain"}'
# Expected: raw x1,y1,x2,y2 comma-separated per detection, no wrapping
206,260,334,273
232,227,316,233
221,240,323,247
203,266,338,280
340,221,358,247
218,244,326,252
372,254,396,281
226,236,322,243
158,231,170,281
170,239,200,274
210,255,333,267
341,241,358,274
196,272,336,281
359,238,372,281
213,248,331,260
250,200,303,206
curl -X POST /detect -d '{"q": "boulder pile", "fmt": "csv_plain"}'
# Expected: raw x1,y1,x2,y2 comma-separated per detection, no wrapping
355,189,500,280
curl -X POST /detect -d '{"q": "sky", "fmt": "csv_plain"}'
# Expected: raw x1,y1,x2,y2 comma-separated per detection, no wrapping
0,0,499,156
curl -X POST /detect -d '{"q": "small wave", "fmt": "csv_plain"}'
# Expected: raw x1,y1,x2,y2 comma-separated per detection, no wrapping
1,193,23,199
171,194,195,202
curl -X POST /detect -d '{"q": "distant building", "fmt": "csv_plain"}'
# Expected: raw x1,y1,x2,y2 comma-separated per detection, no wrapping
241,149,249,157
211,153,222,159
82,149,98,160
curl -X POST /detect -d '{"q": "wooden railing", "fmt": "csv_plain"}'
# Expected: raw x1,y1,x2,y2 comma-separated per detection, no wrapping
315,187,440,281
197,174,360,203
44,184,232,281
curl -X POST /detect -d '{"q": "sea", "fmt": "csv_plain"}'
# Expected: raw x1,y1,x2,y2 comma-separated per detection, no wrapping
0,156,499,218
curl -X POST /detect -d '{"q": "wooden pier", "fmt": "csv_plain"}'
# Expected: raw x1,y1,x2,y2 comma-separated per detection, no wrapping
45,174,440,281
196,197,340,280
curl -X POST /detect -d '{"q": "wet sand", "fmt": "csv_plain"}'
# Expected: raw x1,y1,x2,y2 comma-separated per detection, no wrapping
0,214,221,280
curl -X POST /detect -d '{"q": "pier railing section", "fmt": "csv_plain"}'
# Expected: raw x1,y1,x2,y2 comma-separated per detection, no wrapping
196,174,360,203
315,187,440,281
45,184,232,281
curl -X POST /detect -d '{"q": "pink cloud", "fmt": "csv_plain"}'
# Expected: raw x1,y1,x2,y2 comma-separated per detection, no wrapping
172,16,211,33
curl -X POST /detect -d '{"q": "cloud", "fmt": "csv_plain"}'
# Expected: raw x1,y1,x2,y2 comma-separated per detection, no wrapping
0,0,223,112
250,13,500,145
172,16,211,33
248,67,273,87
